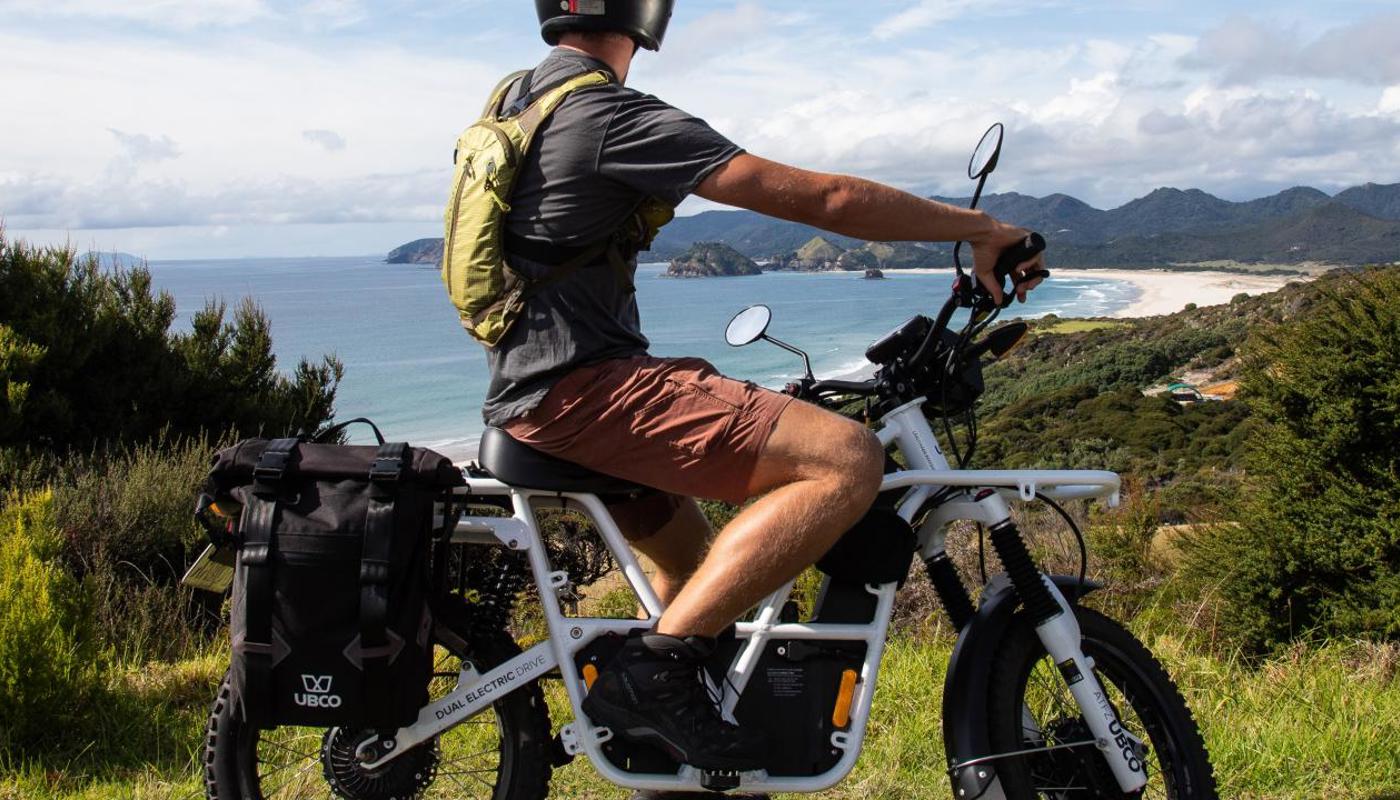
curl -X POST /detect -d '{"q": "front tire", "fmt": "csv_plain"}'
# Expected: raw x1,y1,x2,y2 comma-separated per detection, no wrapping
202,626,552,800
987,607,1217,799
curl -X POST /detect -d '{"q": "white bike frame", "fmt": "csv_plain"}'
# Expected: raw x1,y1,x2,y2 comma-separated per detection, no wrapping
362,396,1142,796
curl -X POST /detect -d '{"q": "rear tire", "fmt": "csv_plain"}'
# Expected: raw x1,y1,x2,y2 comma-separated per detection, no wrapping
987,607,1217,799
203,626,552,800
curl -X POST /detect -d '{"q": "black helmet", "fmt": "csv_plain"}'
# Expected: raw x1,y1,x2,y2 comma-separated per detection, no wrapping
536,0,674,52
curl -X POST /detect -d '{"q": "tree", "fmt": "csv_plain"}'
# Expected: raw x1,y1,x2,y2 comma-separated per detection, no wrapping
0,230,342,455
1190,268,1400,649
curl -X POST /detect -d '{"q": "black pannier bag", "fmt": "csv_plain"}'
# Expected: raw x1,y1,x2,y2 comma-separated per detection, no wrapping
197,420,465,730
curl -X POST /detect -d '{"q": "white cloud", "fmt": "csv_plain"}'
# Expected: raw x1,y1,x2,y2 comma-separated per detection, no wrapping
300,0,369,30
1381,86,1400,116
3,2,1399,258
108,130,182,163
872,0,981,40
302,129,348,151
0,0,272,29
870,0,1065,40
0,168,443,230
1183,12,1400,87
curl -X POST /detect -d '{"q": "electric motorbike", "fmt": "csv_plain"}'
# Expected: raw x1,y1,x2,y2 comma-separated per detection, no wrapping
203,123,1217,799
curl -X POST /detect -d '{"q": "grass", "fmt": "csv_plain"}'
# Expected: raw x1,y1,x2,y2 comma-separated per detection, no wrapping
1038,319,1131,335
5,633,1397,799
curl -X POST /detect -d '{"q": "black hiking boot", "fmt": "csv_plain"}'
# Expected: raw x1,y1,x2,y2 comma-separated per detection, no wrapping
581,633,767,772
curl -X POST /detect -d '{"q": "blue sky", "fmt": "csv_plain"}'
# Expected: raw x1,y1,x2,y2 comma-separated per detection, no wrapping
2,0,1398,259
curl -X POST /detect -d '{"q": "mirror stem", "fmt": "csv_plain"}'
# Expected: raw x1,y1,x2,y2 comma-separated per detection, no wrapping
968,171,989,211
763,335,814,380
953,172,993,277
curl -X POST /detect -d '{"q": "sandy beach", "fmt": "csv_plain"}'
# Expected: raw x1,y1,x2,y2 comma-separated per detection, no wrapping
1062,269,1313,317
892,267,1313,318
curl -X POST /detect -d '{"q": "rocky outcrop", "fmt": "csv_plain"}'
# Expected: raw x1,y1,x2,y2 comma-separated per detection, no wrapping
863,268,885,280
386,238,444,265
665,242,761,278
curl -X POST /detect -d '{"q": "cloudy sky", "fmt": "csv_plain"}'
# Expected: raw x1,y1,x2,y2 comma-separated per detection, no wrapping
2,0,1398,259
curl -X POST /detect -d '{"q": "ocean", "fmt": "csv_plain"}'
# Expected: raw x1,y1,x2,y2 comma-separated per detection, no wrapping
143,258,1137,461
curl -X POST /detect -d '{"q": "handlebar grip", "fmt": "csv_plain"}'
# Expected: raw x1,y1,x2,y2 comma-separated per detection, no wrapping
986,232,1047,308
993,232,1047,284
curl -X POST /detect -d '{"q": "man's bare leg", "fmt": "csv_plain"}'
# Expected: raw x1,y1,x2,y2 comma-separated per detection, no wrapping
614,497,713,605
655,401,884,637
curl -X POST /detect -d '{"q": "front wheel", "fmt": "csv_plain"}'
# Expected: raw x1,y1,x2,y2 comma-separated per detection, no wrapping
202,625,553,800
987,607,1217,799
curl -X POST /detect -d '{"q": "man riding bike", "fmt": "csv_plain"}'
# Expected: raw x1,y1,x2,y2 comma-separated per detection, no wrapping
467,1,1045,792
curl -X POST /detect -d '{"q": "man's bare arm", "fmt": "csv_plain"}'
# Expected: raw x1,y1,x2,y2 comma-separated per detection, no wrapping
695,153,1045,302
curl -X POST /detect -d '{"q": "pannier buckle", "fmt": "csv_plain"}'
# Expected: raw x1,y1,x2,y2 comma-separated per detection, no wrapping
253,450,291,482
370,457,403,483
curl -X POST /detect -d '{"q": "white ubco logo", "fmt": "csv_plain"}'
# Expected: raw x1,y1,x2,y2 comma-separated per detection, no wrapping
294,674,343,709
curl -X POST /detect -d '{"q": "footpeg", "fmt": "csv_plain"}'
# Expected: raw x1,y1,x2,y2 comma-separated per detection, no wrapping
548,732,575,767
700,770,742,792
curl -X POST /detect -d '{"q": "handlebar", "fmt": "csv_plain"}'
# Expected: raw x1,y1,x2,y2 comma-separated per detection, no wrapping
809,379,876,396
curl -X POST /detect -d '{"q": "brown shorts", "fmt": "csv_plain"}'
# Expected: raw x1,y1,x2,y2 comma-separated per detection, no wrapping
502,356,795,508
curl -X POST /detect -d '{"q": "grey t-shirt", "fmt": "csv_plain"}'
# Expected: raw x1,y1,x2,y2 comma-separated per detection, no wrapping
480,49,743,426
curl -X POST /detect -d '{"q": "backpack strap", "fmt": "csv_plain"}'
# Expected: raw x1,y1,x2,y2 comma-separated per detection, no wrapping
359,441,411,723
481,69,531,119
239,437,299,725
511,70,612,150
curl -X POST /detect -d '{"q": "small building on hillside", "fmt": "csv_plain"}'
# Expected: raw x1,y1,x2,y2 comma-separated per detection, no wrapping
1167,382,1204,403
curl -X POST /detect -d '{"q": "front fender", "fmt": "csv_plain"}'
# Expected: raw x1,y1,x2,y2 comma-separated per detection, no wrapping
942,574,1101,800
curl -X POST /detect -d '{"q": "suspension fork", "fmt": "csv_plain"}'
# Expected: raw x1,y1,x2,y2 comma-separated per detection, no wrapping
974,491,1149,793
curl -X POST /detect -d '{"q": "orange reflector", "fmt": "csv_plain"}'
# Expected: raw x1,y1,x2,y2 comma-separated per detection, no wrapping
582,663,599,690
832,669,858,728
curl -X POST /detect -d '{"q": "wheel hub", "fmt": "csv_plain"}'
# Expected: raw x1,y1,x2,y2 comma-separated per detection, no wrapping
321,727,439,800
1031,717,1143,799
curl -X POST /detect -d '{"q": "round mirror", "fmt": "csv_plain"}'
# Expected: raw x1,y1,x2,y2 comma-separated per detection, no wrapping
725,305,772,347
968,122,1005,180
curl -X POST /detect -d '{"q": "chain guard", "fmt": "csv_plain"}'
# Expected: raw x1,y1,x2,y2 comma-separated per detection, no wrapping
321,727,439,800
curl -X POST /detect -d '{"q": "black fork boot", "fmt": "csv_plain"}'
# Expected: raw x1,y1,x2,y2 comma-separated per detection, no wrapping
581,633,767,772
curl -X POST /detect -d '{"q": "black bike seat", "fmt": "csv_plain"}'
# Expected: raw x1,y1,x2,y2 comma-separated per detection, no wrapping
477,427,648,496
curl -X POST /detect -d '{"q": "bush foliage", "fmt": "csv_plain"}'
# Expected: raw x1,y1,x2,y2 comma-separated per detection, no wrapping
52,438,224,662
0,231,342,456
1185,268,1400,649
0,491,100,753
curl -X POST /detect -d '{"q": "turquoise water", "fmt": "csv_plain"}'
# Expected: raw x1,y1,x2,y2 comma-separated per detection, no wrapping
144,259,1136,460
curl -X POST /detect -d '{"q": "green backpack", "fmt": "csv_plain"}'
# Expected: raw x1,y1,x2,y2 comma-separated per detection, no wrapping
442,69,675,347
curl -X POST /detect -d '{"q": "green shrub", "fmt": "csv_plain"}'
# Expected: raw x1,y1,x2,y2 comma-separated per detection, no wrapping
0,230,342,456
0,490,100,753
1185,268,1400,650
50,437,226,662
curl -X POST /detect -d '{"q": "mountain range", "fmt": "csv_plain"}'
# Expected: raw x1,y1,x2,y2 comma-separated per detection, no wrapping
387,182,1400,270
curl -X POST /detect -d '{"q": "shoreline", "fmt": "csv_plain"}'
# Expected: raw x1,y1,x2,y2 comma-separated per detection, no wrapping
1060,268,1313,317
402,266,1317,463
888,266,1313,318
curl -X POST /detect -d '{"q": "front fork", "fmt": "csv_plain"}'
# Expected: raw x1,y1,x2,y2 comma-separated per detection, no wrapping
978,492,1148,794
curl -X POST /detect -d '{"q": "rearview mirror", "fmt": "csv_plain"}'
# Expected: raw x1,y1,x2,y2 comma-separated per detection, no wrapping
725,305,772,347
968,122,1004,180
985,322,1029,360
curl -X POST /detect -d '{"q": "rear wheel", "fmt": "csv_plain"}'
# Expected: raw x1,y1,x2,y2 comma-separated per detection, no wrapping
203,626,552,800
987,607,1217,799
